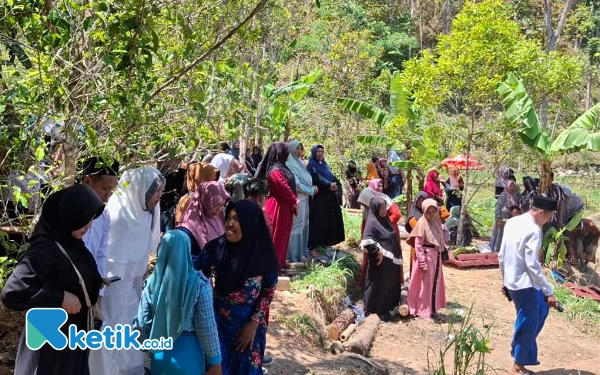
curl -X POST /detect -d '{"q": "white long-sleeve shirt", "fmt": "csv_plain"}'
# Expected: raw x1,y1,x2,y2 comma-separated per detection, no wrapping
83,208,110,296
498,212,554,297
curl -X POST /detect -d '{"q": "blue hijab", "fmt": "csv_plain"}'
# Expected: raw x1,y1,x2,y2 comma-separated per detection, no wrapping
306,144,335,184
144,230,202,348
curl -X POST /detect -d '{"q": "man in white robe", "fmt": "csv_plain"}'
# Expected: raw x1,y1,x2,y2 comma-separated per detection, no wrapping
499,195,559,375
80,158,119,313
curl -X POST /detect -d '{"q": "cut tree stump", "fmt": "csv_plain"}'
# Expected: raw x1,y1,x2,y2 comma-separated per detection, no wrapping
344,314,381,356
340,324,356,342
327,307,356,341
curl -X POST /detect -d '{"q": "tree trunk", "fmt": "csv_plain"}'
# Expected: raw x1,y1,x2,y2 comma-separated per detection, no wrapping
405,168,413,215
586,66,593,110
539,158,553,195
344,314,381,355
340,324,356,342
327,308,356,341
456,113,475,246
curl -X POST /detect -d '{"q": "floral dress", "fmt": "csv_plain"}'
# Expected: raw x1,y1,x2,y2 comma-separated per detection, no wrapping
215,273,278,375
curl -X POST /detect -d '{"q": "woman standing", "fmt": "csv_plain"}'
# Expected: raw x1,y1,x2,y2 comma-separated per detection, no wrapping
2,184,105,375
306,145,345,250
406,199,448,321
89,167,165,375
134,230,222,375
357,179,402,288
489,180,520,252
196,200,279,375
344,160,363,209
360,197,403,318
256,142,299,270
424,170,443,201
286,141,316,262
178,181,230,255
174,162,220,226
495,166,510,196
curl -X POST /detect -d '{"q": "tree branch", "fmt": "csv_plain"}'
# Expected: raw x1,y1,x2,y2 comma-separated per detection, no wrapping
554,0,573,48
142,0,268,107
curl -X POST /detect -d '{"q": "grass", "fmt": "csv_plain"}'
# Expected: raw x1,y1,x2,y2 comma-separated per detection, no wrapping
277,313,320,337
551,281,600,325
291,260,355,323
342,208,362,247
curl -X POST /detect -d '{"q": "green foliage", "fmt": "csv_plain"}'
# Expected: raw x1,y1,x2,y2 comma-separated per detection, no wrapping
291,261,352,303
278,313,320,337
427,304,493,375
552,282,600,324
543,210,584,268
342,209,362,246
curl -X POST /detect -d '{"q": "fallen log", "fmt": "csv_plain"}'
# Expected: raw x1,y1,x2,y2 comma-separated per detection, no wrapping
327,307,356,341
340,323,356,342
345,314,381,356
331,340,344,355
398,285,409,317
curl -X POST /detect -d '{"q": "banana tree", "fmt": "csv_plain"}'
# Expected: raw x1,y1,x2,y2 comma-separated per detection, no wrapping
543,210,584,268
336,71,440,213
497,73,600,193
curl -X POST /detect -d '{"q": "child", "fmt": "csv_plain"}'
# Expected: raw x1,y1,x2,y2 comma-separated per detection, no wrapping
509,205,522,217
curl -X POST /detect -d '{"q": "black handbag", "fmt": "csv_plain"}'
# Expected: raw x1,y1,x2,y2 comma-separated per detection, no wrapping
441,248,450,262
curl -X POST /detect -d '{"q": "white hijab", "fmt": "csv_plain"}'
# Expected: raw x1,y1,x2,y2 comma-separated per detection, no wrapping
105,167,164,277
211,153,234,183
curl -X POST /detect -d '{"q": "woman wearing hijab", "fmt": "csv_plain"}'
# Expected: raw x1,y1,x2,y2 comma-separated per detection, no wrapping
344,160,363,209
134,230,222,375
445,170,464,210
251,146,263,170
306,145,345,250
178,181,230,255
357,179,402,289
495,166,510,196
174,162,220,226
365,157,380,183
196,200,279,375
89,167,165,375
286,141,317,262
424,170,443,201
2,184,105,375
256,142,299,270
360,197,403,318
406,192,450,275
406,199,449,320
489,180,521,253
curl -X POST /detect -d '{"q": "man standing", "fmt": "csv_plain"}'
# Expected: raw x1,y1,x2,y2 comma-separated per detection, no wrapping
79,157,119,313
499,196,560,375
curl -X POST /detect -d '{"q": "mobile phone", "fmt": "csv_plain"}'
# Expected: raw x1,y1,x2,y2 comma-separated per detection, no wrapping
107,276,121,283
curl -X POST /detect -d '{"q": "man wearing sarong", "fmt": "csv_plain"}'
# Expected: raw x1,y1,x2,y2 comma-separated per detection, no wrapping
499,196,559,375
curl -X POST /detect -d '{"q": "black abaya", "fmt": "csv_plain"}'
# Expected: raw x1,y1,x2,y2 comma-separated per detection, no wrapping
361,197,402,316
307,175,345,249
1,184,104,375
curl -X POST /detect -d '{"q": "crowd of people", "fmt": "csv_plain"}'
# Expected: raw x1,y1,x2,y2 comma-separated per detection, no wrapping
0,139,350,375
0,139,597,375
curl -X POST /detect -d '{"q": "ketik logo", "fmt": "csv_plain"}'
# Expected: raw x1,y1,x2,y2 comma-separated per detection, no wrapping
26,308,69,350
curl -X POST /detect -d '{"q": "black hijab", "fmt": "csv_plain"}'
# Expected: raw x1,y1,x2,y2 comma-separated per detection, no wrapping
362,197,401,257
209,200,280,296
255,142,297,193
30,184,105,246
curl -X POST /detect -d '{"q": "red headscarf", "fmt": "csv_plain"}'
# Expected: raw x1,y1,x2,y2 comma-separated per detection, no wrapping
424,170,442,198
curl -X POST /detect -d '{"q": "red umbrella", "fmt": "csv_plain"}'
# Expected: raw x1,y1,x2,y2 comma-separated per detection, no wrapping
440,154,483,170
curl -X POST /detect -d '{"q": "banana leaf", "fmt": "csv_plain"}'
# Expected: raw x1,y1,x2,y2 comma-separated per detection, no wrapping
337,98,390,127
550,102,600,154
557,241,568,268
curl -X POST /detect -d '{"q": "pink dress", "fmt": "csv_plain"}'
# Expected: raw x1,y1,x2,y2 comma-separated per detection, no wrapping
407,236,447,318
265,169,297,270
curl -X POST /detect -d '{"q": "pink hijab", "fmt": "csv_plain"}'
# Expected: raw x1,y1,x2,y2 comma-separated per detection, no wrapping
178,181,230,249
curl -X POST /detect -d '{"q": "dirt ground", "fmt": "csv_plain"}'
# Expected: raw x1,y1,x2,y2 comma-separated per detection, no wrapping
264,244,600,375
0,245,598,375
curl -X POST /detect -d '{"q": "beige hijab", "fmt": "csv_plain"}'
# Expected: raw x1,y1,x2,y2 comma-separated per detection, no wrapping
406,198,445,249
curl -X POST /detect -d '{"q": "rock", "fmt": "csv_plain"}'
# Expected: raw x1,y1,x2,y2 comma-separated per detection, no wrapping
276,277,290,291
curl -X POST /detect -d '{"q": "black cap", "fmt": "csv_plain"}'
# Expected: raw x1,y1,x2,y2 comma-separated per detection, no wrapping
532,196,558,211
80,157,119,177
